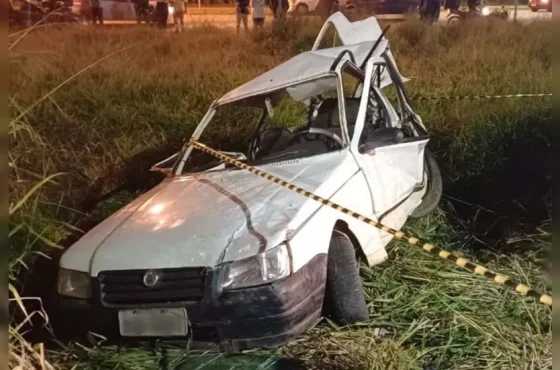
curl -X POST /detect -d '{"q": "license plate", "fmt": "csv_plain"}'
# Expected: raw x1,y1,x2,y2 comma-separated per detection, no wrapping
118,308,189,337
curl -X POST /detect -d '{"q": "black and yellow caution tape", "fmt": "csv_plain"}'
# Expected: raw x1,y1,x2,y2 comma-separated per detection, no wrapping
189,139,552,307
413,93,552,101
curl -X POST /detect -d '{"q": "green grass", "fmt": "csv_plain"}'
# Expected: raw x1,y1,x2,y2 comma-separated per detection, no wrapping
281,213,551,369
9,18,551,370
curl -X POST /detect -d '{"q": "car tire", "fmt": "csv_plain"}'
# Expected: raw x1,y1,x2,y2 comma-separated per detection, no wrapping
447,14,460,25
410,148,442,218
531,6,538,11
324,231,369,325
295,3,309,15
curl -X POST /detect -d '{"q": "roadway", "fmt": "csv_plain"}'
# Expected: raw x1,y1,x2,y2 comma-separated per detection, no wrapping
72,3,551,28
155,8,551,28
200,8,550,25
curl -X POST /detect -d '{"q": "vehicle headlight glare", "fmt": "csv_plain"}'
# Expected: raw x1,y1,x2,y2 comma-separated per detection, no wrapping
221,244,291,290
57,268,92,298
481,6,490,15
168,6,174,14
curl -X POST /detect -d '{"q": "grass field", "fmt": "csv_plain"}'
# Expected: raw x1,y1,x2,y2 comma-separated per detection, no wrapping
8,17,551,369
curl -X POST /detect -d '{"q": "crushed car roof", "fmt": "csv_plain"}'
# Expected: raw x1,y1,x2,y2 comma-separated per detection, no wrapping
217,13,404,106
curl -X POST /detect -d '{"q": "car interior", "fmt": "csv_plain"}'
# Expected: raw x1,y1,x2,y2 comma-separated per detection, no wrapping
250,92,407,164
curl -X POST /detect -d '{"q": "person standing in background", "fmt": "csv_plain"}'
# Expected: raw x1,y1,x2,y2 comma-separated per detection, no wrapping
235,0,250,34
420,0,440,24
444,0,460,13
251,0,265,29
90,0,103,24
269,0,278,18
329,0,339,15
155,0,169,29
133,0,150,24
277,0,288,18
343,0,356,19
171,0,186,32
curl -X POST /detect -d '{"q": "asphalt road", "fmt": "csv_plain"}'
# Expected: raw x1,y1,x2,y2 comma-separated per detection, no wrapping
173,8,551,28
83,7,551,28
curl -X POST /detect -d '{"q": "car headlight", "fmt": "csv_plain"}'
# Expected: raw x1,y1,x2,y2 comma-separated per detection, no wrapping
481,6,490,15
168,6,174,14
57,268,92,298
220,243,291,290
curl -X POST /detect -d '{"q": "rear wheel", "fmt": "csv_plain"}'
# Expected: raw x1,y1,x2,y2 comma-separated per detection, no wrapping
323,231,369,324
410,148,442,218
531,6,538,11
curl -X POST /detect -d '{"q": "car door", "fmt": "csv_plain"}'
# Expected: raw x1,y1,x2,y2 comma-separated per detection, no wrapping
349,61,428,218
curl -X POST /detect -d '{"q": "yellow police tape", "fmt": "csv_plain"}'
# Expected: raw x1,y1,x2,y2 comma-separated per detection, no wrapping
189,139,552,307
413,93,552,101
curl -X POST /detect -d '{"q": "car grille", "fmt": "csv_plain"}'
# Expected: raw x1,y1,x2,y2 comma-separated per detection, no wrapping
98,267,207,306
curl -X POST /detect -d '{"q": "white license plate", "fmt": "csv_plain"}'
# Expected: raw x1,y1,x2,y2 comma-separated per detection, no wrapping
118,308,189,337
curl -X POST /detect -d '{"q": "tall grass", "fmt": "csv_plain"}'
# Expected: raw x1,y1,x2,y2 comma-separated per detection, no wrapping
9,18,551,369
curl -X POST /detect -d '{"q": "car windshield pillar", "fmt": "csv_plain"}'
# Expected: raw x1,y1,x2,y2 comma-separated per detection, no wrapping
350,59,374,153
173,104,217,175
174,73,361,174
382,52,428,135
350,58,400,149
334,61,361,146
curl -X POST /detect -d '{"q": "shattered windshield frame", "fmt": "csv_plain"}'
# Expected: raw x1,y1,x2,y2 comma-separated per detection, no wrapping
171,73,356,175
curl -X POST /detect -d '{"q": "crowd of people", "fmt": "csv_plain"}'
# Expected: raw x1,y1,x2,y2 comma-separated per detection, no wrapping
234,0,354,33
82,0,356,33
83,0,292,33
419,0,484,23
234,0,292,33
82,0,186,31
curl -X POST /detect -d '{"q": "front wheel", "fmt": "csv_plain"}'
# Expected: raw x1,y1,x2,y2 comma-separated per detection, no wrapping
323,231,369,325
410,148,442,218
447,14,461,25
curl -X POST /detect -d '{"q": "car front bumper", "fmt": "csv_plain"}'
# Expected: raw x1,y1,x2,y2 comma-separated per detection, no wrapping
54,254,327,351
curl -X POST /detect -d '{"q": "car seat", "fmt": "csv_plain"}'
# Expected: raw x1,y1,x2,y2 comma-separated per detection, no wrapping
311,98,361,138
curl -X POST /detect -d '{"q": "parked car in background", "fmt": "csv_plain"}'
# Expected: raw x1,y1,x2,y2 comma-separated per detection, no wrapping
10,0,85,28
77,0,173,22
446,4,509,24
290,0,419,15
528,0,551,11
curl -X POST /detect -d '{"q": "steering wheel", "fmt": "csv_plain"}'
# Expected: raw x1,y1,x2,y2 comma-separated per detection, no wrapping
288,128,344,151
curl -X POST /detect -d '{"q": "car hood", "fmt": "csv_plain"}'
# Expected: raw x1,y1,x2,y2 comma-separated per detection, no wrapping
61,151,359,276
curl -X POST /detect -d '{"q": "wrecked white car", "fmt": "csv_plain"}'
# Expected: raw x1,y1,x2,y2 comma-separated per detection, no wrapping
55,13,442,350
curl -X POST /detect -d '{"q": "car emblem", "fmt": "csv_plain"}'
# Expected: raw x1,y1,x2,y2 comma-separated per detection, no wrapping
142,270,159,288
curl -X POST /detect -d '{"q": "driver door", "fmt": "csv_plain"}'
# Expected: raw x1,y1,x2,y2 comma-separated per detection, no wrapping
349,63,428,219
